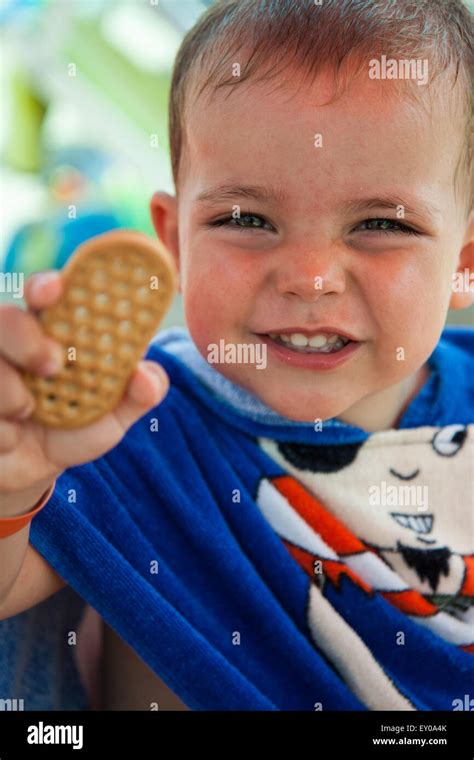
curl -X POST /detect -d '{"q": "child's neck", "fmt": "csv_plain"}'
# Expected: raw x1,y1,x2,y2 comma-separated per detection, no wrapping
337,364,431,433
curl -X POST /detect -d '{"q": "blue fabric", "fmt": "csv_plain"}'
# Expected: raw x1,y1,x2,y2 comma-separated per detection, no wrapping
0,586,89,710
23,325,473,711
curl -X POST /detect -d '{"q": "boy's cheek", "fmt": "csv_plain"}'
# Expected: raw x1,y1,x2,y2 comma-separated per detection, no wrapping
183,256,258,333
183,294,215,350
182,283,238,361
366,259,447,327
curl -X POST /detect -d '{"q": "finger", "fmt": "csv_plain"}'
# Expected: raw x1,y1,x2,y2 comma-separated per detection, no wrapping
0,358,35,420
0,306,63,376
0,420,20,454
112,361,169,433
24,271,63,312
27,362,170,471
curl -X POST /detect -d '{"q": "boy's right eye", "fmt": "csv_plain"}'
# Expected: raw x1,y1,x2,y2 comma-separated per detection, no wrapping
208,213,275,232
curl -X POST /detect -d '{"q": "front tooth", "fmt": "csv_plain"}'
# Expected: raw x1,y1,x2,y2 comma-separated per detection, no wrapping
289,333,309,347
407,516,421,532
308,335,328,348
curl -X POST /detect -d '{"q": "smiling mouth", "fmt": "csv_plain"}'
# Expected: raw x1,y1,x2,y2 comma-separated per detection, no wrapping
263,332,353,354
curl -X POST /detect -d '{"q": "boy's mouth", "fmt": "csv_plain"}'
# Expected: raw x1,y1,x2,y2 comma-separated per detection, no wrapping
258,329,356,354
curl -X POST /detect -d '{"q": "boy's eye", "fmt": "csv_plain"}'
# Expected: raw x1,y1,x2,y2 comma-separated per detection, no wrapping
356,218,420,235
207,214,420,236
209,213,274,232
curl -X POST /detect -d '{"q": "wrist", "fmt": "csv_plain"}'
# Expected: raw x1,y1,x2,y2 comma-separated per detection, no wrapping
0,480,56,519
0,481,55,539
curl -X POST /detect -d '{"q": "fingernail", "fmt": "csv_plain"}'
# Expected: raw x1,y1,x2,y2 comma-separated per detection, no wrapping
30,272,57,299
15,402,35,421
38,359,61,377
38,346,63,376
146,363,168,387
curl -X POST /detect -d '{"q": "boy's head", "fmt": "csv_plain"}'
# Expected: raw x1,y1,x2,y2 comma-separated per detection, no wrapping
151,0,474,429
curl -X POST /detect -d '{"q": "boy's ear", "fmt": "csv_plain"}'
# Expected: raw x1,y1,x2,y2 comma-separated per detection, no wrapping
449,210,474,310
150,192,181,292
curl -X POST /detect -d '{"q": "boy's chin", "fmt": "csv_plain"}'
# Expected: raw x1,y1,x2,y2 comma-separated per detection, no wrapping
205,360,356,423
256,393,350,425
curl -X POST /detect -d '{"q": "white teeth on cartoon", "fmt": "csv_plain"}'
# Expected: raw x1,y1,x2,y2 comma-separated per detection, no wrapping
391,513,434,534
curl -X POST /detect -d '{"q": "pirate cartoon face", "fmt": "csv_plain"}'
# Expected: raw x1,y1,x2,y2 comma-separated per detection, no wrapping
258,424,473,598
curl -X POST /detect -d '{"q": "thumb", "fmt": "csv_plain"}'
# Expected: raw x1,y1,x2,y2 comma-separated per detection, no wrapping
112,360,169,432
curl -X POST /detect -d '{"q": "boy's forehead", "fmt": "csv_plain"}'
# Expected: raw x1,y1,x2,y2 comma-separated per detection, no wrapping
181,70,460,211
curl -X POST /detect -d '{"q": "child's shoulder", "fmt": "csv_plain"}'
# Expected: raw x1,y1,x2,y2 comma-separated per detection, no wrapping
436,325,474,379
427,325,474,425
439,324,474,355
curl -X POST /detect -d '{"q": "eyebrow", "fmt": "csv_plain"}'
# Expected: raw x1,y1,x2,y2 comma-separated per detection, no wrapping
194,184,441,221
342,196,442,221
194,183,289,206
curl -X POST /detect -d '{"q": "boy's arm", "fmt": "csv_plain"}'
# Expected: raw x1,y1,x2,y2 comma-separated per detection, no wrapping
0,542,66,621
101,623,189,711
0,481,56,611
0,271,169,622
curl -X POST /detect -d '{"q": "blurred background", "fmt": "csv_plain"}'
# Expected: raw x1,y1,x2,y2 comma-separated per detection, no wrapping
0,0,216,327
0,0,472,328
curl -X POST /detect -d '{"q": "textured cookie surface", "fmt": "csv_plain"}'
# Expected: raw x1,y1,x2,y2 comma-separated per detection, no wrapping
24,230,175,429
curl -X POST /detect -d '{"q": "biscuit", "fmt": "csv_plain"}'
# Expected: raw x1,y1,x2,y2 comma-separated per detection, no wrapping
23,230,176,429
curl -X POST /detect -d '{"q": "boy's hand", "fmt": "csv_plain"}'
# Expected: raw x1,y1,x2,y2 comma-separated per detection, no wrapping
0,271,169,516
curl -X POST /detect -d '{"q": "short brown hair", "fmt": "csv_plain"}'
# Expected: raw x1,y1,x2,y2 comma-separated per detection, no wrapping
169,0,473,212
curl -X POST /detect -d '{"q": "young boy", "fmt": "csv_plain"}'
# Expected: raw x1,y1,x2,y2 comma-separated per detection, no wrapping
0,0,473,711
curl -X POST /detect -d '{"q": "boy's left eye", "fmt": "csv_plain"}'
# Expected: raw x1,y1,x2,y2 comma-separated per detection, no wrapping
355,218,420,235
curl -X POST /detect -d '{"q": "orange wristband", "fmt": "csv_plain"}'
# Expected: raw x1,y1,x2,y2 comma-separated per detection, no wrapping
0,482,55,539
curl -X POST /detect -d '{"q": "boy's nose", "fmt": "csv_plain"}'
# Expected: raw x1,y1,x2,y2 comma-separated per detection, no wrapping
274,244,347,303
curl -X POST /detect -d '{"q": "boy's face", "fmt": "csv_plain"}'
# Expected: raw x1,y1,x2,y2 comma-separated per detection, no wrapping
152,70,473,428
